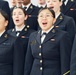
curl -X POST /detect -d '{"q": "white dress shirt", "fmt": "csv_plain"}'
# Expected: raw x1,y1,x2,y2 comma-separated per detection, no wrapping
41,26,54,43
0,30,5,37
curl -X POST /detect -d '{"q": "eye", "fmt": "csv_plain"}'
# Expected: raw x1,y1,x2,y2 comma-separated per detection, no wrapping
52,0,56,2
47,1,50,3
13,13,16,16
19,13,22,15
19,12,23,15
46,14,50,17
39,15,43,17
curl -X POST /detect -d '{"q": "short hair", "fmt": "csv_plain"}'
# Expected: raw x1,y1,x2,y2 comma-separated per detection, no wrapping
38,7,55,18
0,9,9,21
59,0,61,1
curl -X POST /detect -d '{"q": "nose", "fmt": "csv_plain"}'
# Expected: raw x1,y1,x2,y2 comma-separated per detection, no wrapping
42,16,47,19
15,14,19,18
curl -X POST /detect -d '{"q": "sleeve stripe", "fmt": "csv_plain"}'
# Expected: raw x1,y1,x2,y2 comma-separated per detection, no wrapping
63,70,70,75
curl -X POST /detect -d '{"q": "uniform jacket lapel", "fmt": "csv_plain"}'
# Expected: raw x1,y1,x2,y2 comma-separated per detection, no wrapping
0,31,8,44
19,26,27,37
36,30,41,44
63,0,75,14
11,28,16,36
54,13,64,27
27,4,34,14
43,28,56,43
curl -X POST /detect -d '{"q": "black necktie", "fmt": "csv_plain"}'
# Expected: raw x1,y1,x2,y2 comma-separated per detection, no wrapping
41,32,47,38
16,31,21,36
24,7,27,10
16,31,21,34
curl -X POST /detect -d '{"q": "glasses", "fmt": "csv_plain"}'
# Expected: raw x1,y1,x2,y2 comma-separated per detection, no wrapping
38,14,54,18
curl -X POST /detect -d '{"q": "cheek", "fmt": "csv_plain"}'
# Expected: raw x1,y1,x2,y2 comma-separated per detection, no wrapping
12,16,15,20
37,19,40,23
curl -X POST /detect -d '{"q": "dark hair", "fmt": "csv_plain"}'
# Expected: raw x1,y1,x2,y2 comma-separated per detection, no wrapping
38,7,55,18
59,0,61,1
0,9,9,21
12,7,27,16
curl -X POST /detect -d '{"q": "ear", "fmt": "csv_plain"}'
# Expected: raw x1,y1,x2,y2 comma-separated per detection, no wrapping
53,18,56,24
5,20,8,27
59,1,62,7
25,15,28,20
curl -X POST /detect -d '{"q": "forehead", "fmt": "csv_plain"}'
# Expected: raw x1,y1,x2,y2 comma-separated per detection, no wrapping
39,9,52,14
13,8,23,13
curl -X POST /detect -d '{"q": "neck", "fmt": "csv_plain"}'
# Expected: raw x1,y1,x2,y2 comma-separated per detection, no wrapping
23,2,31,6
55,10,60,17
0,30,5,34
39,2,46,5
15,24,25,30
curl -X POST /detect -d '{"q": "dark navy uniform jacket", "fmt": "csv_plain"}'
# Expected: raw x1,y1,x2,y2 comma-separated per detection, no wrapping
54,13,76,44
70,34,76,75
25,3,39,30
61,0,76,24
10,4,39,30
24,27,72,75
0,31,24,75
8,26,35,74
8,26,35,52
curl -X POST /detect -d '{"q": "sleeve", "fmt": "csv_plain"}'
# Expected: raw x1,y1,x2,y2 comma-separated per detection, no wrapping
60,33,72,75
24,35,34,75
13,37,25,75
70,35,76,75
66,17,76,44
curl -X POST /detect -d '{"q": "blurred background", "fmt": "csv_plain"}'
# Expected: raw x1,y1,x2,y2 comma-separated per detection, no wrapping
5,0,38,7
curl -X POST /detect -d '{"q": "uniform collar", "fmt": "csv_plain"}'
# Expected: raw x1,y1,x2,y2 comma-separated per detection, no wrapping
15,25,25,31
22,3,31,10
0,30,6,37
64,0,69,5
41,26,54,35
56,12,61,19
37,4,46,8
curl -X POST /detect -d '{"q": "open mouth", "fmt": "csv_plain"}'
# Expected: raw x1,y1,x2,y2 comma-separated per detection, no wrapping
15,19,19,22
42,22,47,26
50,6,54,9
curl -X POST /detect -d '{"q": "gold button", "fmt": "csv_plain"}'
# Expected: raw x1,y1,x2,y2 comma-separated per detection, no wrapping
39,53,41,56
40,67,43,70
39,45,41,48
40,60,42,63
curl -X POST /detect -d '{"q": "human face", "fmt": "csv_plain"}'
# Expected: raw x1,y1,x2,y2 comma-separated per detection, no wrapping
11,0,16,7
0,13,8,32
12,8,27,27
16,0,23,3
46,0,62,14
16,0,23,7
38,0,46,4
38,9,56,31
22,0,30,5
